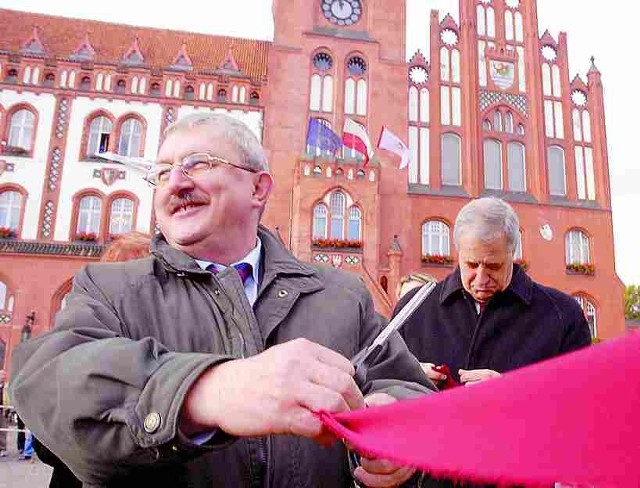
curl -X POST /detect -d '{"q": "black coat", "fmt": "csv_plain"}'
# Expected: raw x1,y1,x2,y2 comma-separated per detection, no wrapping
396,265,592,383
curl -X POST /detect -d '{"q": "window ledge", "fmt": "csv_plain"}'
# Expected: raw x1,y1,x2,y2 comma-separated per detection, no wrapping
421,261,454,268
312,245,363,253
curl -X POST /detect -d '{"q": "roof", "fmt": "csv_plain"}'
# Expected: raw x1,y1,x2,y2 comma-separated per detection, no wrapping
0,8,270,83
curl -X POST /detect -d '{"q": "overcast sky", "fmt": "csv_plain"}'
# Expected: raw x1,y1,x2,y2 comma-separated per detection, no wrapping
1,0,638,285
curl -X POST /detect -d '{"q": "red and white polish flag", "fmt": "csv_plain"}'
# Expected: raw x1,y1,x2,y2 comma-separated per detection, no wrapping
343,118,374,165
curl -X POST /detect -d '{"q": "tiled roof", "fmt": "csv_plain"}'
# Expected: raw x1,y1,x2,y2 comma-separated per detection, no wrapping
0,8,270,83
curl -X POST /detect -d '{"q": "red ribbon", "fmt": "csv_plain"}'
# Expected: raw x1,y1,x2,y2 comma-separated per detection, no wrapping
320,333,640,486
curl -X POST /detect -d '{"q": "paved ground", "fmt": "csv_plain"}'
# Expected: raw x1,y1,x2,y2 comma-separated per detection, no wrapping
0,430,52,488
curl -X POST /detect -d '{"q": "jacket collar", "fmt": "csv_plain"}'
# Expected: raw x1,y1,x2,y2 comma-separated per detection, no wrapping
150,225,317,280
439,263,533,306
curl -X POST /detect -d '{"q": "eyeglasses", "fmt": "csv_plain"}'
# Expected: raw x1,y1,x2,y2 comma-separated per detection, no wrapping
145,152,258,187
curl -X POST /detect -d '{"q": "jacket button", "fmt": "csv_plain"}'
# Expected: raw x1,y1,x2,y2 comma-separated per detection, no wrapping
213,289,221,295
144,412,161,433
277,289,288,298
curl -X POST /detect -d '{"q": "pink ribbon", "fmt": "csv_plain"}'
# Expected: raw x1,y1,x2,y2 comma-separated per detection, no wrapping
320,333,640,486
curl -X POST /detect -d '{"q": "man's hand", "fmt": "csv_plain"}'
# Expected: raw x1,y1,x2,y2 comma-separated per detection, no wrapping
420,362,448,383
352,393,416,487
458,368,501,385
181,338,364,443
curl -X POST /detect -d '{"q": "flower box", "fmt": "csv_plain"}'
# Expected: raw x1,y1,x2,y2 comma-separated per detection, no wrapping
0,227,16,239
75,232,98,242
566,262,595,275
421,254,454,265
1,145,30,156
312,238,362,250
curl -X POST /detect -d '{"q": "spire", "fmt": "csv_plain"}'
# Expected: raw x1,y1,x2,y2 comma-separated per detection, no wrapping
588,56,600,74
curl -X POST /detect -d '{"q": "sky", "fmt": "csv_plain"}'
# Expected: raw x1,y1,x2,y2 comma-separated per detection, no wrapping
0,0,638,285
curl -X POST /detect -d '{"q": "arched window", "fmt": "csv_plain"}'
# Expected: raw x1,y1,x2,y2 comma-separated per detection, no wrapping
566,230,590,265
108,198,134,236
508,142,526,192
44,72,55,88
150,82,161,97
0,190,23,233
484,139,502,190
312,204,328,239
329,191,346,239
184,85,195,100
118,118,143,157
80,76,91,90
409,86,419,122
347,207,361,241
441,134,461,186
217,89,227,103
574,295,597,339
8,109,35,151
547,146,566,196
115,79,126,94
422,220,450,256
88,116,113,156
344,55,367,116
77,195,102,236
250,91,260,105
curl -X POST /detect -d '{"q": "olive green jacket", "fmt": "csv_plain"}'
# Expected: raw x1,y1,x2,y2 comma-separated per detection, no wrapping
11,226,432,487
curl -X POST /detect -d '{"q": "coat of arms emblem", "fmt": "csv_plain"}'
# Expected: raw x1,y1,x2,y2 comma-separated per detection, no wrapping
101,167,119,186
489,60,515,90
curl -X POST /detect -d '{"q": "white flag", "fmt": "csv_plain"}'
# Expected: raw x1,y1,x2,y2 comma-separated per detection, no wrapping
377,126,411,169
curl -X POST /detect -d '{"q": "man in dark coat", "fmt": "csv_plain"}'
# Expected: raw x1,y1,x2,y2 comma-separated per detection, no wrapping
11,113,432,487
397,197,591,388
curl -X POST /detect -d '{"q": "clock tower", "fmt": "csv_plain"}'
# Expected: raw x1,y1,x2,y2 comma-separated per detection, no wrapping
263,0,409,313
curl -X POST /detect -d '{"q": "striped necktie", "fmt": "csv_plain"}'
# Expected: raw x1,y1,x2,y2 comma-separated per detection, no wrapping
207,262,253,285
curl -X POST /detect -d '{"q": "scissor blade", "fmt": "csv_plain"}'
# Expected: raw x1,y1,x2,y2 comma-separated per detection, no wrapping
355,281,437,366
96,152,153,174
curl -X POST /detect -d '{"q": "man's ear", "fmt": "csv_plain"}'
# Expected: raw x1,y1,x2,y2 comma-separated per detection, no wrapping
251,172,273,207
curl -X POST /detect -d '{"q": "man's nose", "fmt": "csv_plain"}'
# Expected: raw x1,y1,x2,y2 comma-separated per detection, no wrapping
475,266,490,283
165,165,193,191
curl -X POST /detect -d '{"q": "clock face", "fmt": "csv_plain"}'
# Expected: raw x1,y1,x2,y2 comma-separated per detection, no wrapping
322,0,362,26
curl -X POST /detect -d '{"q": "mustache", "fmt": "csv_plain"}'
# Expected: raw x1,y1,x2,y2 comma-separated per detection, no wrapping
168,193,209,214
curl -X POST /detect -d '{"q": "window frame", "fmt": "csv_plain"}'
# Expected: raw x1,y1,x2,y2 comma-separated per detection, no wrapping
4,104,38,156
421,219,451,257
0,184,27,238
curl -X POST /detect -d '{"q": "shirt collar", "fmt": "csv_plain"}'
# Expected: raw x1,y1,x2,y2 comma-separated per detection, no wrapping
195,238,262,284
439,263,533,306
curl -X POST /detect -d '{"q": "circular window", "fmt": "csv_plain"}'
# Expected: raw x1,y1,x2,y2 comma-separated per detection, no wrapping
347,56,367,76
440,29,459,46
409,66,428,84
313,52,333,71
571,90,588,107
541,45,558,62
506,0,520,8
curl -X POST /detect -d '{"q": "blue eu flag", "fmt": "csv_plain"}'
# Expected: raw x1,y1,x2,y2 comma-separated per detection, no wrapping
306,118,343,154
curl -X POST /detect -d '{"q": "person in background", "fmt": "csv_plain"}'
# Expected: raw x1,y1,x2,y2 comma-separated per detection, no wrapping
11,113,431,488
396,197,591,389
32,231,152,487
396,272,436,300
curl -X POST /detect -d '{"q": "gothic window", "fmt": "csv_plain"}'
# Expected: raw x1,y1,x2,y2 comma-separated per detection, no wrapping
217,88,227,103
250,91,260,105
165,79,173,97
476,4,495,38
312,204,328,239
440,45,461,126
0,280,15,314
108,198,134,236
8,108,36,152
507,142,526,192
138,77,147,95
118,118,143,157
574,295,597,339
441,133,461,186
573,107,595,200
87,116,113,156
5,69,18,84
484,139,502,190
422,220,450,256
344,55,367,116
184,85,195,100
566,229,590,265
131,77,139,94
310,52,335,112
115,79,126,94
329,191,346,239
68,71,77,88
547,146,566,196
347,207,361,241
44,72,55,88
0,190,23,233
542,63,564,139
150,82,161,97
232,86,239,103
313,52,333,71
77,195,102,236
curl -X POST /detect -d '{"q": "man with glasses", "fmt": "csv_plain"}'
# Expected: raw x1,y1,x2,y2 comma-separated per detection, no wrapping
11,114,431,487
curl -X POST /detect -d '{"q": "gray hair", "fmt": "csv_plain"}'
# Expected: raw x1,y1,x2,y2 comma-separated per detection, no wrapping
164,113,269,172
453,197,520,253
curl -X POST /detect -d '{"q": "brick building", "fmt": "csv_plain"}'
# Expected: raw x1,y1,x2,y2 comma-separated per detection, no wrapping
0,0,625,371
